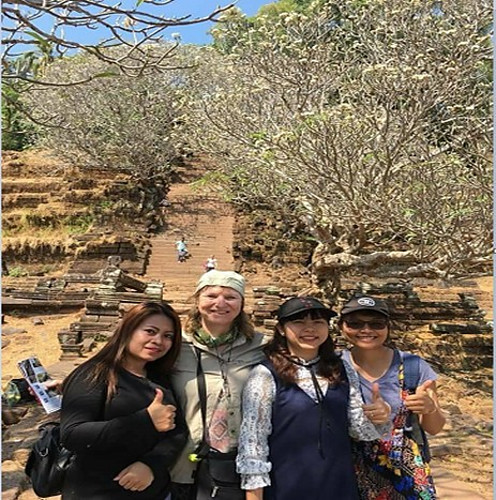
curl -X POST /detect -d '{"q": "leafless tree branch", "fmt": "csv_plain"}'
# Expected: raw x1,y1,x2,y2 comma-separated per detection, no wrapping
2,0,234,85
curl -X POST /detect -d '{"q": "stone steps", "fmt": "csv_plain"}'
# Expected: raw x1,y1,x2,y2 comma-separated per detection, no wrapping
144,180,259,322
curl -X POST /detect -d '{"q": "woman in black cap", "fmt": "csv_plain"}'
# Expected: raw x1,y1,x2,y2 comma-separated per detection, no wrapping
236,296,391,500
338,295,446,499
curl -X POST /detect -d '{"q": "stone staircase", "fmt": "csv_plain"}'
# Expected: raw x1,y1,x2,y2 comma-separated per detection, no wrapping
144,181,242,321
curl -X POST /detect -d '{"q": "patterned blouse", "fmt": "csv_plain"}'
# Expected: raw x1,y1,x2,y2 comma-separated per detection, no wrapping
236,357,390,490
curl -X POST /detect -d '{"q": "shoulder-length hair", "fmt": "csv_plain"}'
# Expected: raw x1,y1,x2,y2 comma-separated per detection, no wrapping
265,309,343,386
63,301,182,400
183,288,255,339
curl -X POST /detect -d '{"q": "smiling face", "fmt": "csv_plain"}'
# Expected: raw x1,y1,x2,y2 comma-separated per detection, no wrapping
197,286,243,335
279,313,330,360
340,311,389,350
124,313,176,374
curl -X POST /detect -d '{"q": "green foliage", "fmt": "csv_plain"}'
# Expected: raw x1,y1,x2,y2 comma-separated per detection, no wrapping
210,8,253,54
2,42,54,149
97,200,114,210
258,0,311,16
2,84,37,150
8,266,28,278
249,131,268,143
64,214,94,235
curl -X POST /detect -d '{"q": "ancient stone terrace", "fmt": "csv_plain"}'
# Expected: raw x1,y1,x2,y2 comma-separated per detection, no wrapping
251,279,493,373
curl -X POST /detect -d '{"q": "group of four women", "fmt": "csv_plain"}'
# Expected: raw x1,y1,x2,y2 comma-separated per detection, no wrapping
59,270,445,499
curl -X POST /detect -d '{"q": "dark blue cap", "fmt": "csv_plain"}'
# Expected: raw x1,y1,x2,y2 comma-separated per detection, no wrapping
340,296,390,318
277,296,337,321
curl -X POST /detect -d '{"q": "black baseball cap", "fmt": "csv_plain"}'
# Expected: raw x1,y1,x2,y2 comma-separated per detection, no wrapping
340,296,390,318
277,296,337,322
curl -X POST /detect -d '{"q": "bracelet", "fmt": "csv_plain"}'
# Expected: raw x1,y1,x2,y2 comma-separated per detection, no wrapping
424,406,437,415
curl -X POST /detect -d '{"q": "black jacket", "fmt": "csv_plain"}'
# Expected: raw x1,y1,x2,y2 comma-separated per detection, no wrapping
60,363,188,499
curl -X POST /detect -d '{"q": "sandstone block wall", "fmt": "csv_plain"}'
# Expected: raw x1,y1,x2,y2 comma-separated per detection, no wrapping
250,280,492,374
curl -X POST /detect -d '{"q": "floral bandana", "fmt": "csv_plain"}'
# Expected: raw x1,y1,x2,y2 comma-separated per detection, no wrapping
193,327,239,348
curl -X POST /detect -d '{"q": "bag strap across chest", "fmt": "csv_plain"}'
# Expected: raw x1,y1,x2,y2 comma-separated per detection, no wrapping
400,352,431,462
194,347,209,444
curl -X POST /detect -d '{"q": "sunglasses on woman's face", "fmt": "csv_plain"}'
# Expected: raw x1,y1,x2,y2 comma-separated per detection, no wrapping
344,320,388,330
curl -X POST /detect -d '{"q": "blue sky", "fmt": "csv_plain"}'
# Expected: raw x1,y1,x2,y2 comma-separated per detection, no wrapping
3,1,275,58
165,1,275,45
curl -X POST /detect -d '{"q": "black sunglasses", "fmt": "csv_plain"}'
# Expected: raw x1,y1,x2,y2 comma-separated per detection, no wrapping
344,320,388,331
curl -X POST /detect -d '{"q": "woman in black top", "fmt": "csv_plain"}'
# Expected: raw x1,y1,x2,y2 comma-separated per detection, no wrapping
60,301,188,500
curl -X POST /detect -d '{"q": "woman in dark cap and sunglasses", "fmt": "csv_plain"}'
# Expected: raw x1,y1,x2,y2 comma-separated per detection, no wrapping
338,295,446,499
236,296,391,500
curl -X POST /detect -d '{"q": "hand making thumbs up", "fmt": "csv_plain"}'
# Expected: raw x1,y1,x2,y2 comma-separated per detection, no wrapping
362,382,391,424
405,380,437,415
147,388,176,432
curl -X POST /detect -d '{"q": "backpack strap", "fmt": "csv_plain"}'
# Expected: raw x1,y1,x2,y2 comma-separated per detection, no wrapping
400,351,432,462
402,352,421,392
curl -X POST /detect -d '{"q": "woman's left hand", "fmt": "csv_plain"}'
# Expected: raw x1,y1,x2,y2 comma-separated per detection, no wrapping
362,383,391,424
404,380,437,414
114,461,154,491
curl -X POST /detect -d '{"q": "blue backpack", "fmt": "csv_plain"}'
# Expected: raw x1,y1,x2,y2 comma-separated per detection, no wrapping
402,353,432,462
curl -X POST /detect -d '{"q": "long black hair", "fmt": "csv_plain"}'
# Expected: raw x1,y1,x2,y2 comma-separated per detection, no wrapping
264,309,344,385
62,301,182,399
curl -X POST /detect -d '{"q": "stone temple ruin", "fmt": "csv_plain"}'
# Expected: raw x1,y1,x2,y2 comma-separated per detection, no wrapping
2,253,492,375
3,257,163,361
57,259,163,359
251,280,492,374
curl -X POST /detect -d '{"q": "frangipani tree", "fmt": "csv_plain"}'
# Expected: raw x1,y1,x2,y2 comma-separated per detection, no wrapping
2,0,233,130
24,45,195,219
186,0,492,294
2,0,233,85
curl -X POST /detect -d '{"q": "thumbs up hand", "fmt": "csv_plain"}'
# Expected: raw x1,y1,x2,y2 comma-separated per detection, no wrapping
147,389,176,432
362,383,391,424
405,380,437,415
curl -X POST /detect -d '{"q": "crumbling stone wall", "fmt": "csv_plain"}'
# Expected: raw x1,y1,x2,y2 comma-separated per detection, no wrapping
58,262,163,360
70,234,151,275
233,209,315,269
250,280,492,374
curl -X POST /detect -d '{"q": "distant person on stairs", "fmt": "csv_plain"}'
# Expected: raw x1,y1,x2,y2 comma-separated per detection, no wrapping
203,255,217,272
175,237,189,263
169,270,268,500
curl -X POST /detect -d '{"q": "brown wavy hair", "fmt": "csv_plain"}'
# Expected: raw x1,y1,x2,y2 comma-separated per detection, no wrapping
183,289,255,339
62,301,182,400
265,309,344,386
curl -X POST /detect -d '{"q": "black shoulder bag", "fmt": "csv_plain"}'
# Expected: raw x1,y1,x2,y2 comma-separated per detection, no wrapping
25,421,75,497
193,347,244,500
25,379,106,497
